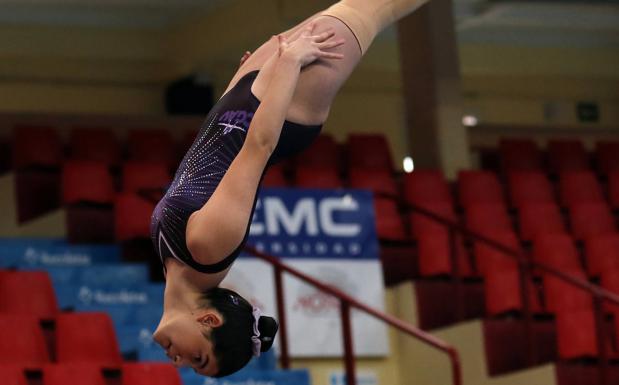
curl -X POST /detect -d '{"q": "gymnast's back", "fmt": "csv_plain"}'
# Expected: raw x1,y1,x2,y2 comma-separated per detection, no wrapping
150,70,321,275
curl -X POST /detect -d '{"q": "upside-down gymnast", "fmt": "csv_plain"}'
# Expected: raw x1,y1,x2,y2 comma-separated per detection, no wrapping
150,0,429,377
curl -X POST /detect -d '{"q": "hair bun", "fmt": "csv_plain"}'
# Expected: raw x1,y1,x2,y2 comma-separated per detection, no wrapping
257,315,278,353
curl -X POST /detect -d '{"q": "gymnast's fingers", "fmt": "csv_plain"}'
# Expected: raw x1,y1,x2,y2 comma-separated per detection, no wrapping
313,29,336,43
317,38,346,50
319,51,345,60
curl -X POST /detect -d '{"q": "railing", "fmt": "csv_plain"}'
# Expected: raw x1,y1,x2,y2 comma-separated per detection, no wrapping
244,245,463,385
407,203,619,385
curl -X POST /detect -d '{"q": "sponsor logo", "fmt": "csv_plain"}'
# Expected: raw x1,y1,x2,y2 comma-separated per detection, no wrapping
218,110,254,134
78,286,149,305
293,267,357,316
23,247,91,266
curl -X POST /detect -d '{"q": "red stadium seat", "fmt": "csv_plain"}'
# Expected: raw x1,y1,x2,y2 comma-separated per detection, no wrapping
349,168,398,198
555,308,598,359
55,312,122,367
69,128,121,167
296,134,339,169
543,270,592,313
114,193,156,241
457,170,505,208
498,138,542,171
62,161,115,205
402,169,452,206
0,271,58,319
373,197,406,241
347,134,393,171
547,139,589,173
262,163,288,187
484,268,542,316
465,203,513,236
0,315,49,367
518,202,566,241
585,234,619,277
600,270,619,315
569,202,616,241
43,363,106,385
595,141,619,175
533,234,582,273
608,171,619,209
559,171,604,206
409,202,456,239
474,231,520,276
417,230,473,277
121,363,182,385
122,161,171,200
507,171,555,209
0,365,28,385
12,126,62,170
127,129,177,168
295,166,342,189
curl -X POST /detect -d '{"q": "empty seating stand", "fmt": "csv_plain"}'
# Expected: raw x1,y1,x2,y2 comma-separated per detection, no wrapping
295,165,342,189
458,170,505,208
349,167,399,198
547,139,590,173
262,163,288,187
127,129,177,169
0,365,28,385
585,233,619,277
507,171,555,209
402,169,452,206
373,197,406,241
114,193,155,241
596,141,619,175
568,202,617,241
517,202,566,242
121,161,171,202
295,134,340,169
42,363,106,385
559,171,604,207
121,363,182,385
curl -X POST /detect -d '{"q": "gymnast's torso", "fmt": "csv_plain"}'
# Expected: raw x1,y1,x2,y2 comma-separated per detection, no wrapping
151,70,322,274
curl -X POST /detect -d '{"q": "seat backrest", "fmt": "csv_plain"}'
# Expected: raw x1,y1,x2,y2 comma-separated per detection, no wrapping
0,365,28,385
507,171,555,208
474,230,520,276
569,202,616,240
121,363,182,385
347,134,393,171
458,170,505,208
543,269,591,313
547,139,589,172
55,312,122,366
62,161,115,205
43,363,106,385
517,202,566,241
595,141,619,175
12,126,63,169
295,166,342,189
498,138,542,171
127,129,177,167
585,233,619,277
0,315,50,367
402,169,452,205
262,163,288,187
409,201,456,239
559,171,604,206
465,203,513,234
114,192,156,241
533,233,582,272
69,128,121,167
0,271,58,319
296,134,339,169
373,197,406,241
349,168,398,197
122,161,171,194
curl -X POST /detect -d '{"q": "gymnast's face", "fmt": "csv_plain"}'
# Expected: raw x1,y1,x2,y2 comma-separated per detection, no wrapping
152,309,223,376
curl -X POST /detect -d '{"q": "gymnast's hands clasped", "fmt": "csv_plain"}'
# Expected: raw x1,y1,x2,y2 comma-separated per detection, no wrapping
277,22,346,67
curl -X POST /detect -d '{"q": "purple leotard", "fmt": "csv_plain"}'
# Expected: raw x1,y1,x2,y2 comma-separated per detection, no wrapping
151,70,322,274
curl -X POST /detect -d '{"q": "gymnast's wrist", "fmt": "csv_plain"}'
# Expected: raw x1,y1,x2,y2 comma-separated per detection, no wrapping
277,50,303,70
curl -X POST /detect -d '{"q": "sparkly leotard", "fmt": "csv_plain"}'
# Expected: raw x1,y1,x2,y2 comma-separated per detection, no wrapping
150,70,322,274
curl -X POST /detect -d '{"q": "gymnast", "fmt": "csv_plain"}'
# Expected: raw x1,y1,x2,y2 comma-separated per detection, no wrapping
151,0,429,377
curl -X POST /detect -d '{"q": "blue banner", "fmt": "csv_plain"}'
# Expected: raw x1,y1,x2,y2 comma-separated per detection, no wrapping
247,188,378,259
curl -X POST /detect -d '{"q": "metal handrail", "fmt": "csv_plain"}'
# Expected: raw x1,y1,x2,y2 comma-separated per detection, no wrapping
244,245,463,385
406,201,619,385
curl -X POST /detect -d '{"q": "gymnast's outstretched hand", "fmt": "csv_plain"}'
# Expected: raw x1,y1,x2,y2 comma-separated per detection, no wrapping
277,21,345,67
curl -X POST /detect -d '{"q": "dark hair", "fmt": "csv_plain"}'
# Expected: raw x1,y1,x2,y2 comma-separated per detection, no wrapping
200,287,278,377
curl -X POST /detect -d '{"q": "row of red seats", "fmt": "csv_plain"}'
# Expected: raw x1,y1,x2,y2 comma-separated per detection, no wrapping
0,271,58,319
1,363,180,385
1,313,121,367
498,138,619,175
11,127,396,172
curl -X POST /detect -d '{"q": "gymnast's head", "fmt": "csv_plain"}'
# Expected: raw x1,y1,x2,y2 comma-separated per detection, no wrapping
152,287,278,377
